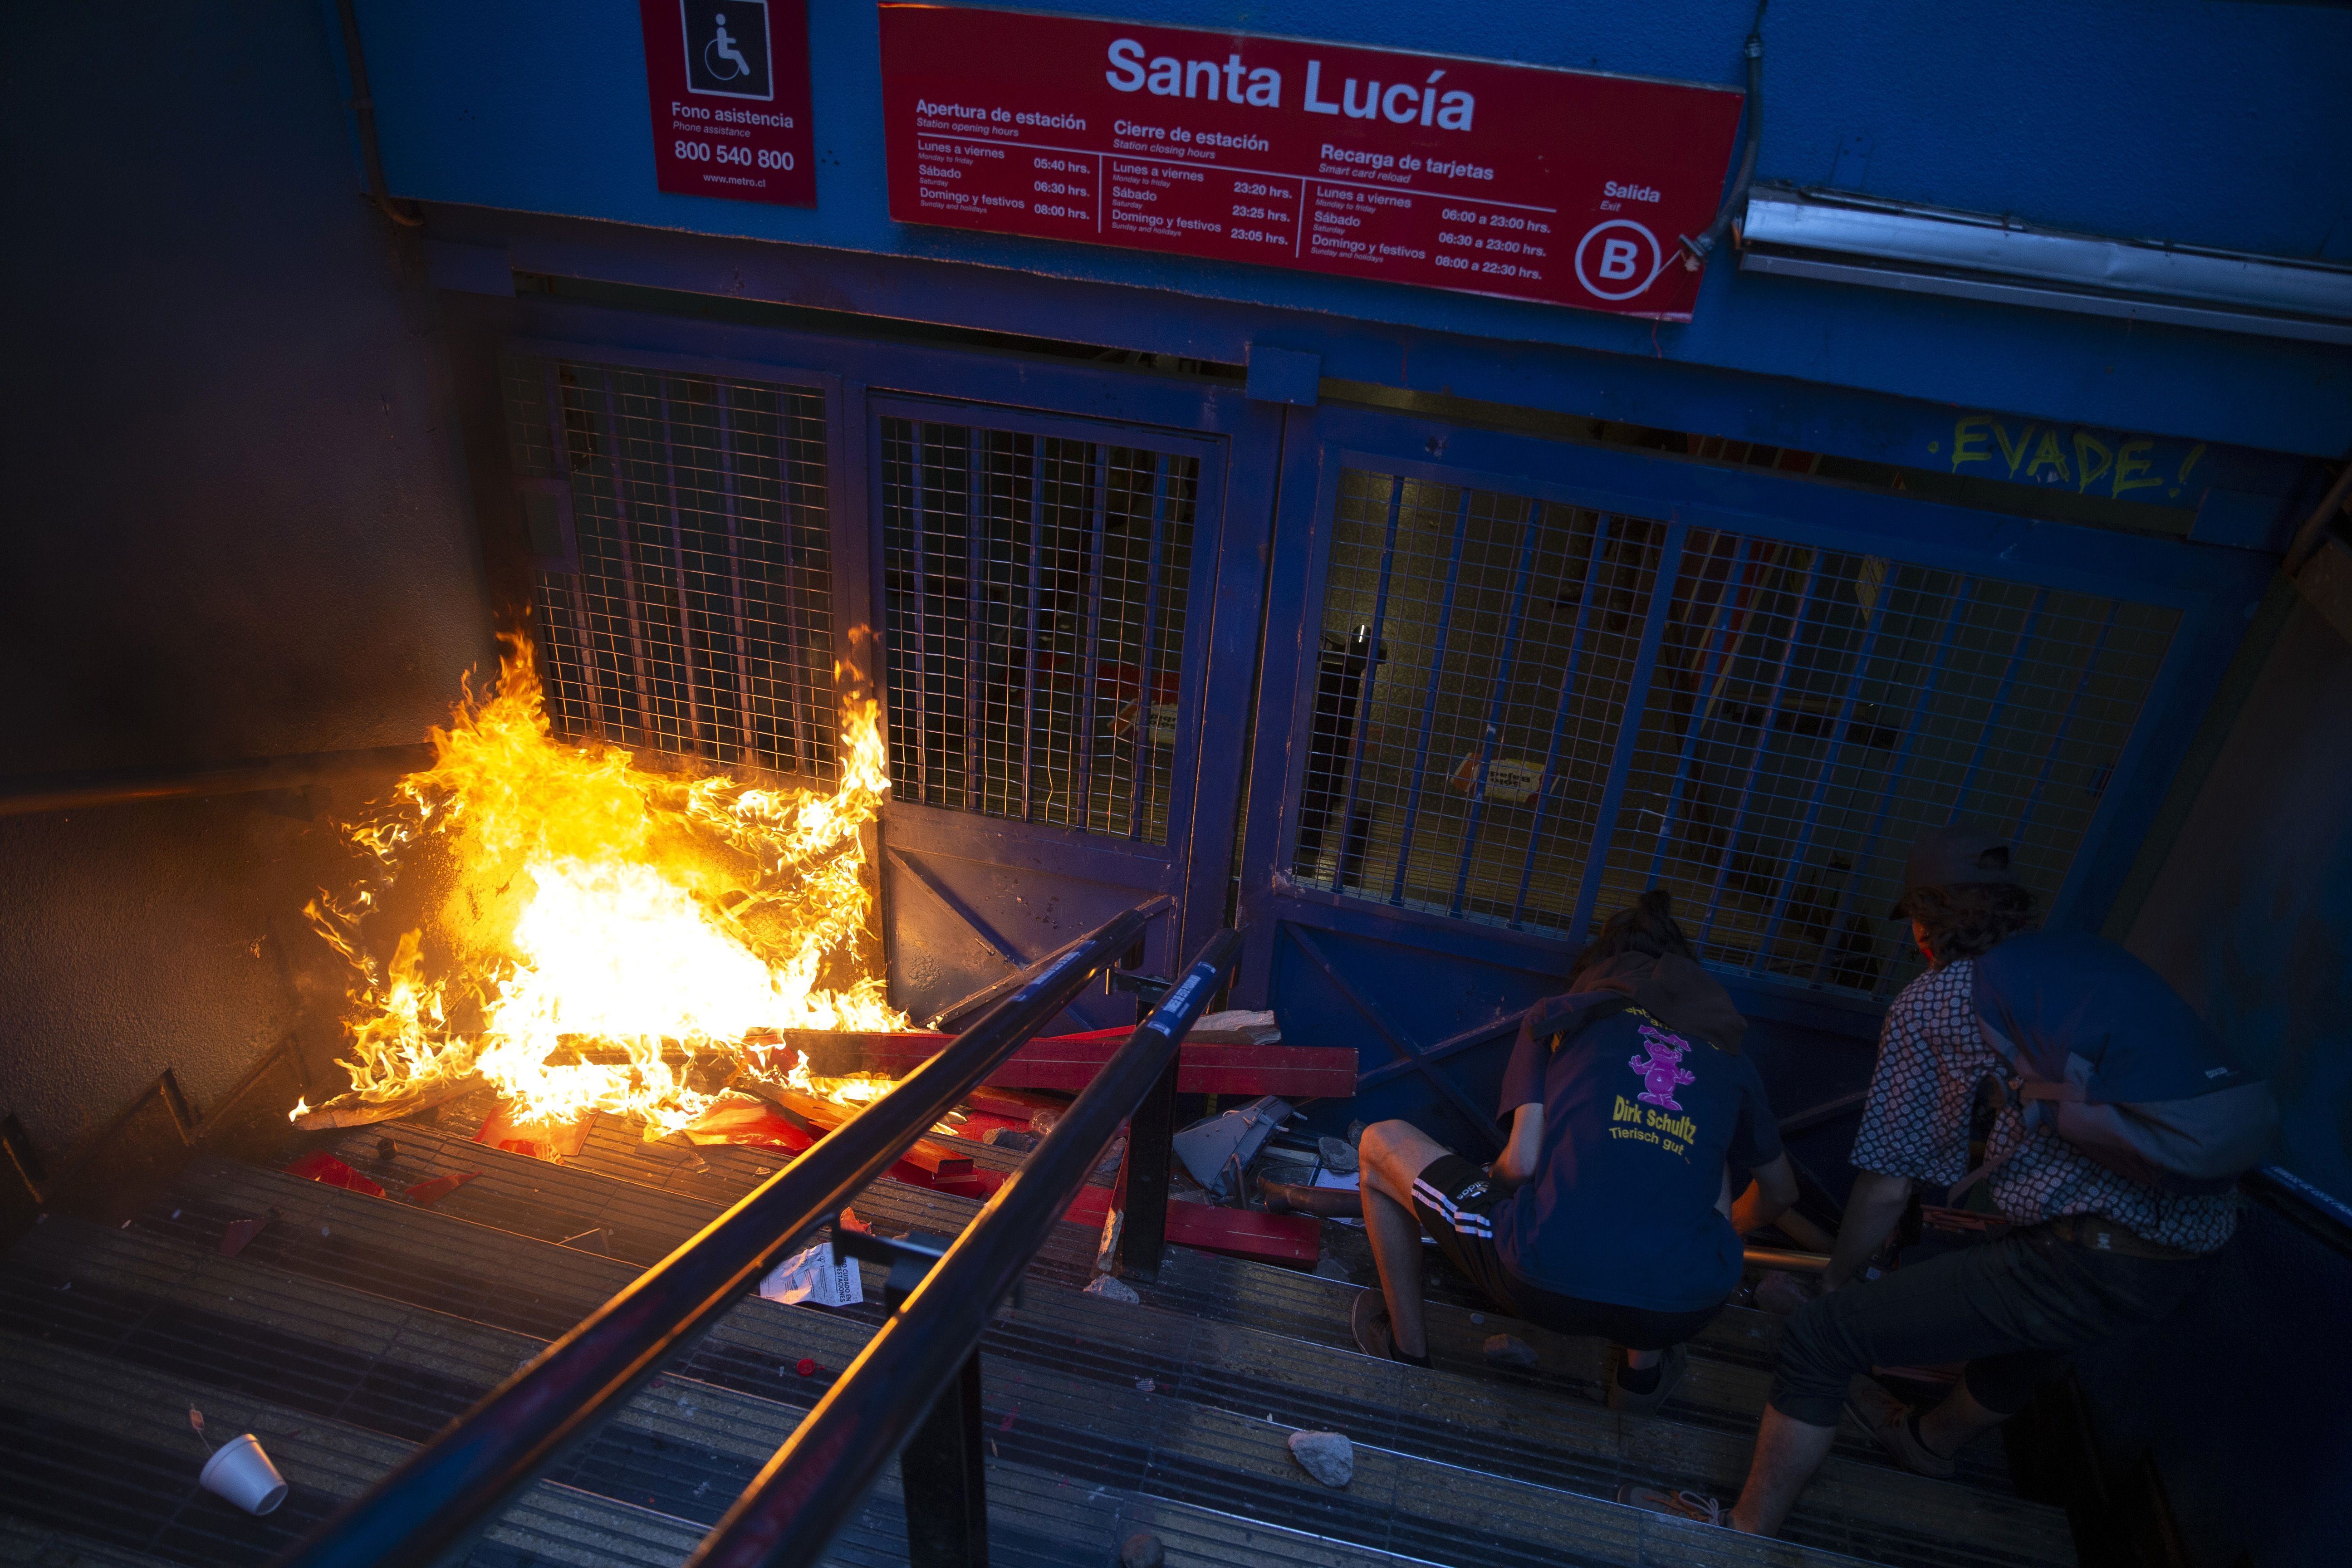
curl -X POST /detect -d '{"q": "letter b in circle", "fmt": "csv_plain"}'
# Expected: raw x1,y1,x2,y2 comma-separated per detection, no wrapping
1574,219,1662,302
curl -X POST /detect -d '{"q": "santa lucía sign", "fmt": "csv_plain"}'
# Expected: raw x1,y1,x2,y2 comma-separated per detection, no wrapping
877,5,1746,319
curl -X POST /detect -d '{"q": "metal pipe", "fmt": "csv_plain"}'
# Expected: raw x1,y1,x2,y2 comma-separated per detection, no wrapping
1805,576,1975,986
1753,566,1896,966
330,0,424,227
1127,452,1173,841
596,377,661,745
1642,535,1756,887
1678,6,1764,270
0,743,432,818
1448,500,1543,916
1072,446,1111,828
1564,519,1690,941
714,383,763,766
683,926,1245,1568
656,377,706,757
906,421,936,803
1696,550,1827,950
541,362,608,739
269,905,1150,1568
1320,477,1404,892
964,430,989,813
1509,510,1612,929
1948,588,2048,822
1744,1245,1831,1274
1388,490,1475,906
1019,445,1047,821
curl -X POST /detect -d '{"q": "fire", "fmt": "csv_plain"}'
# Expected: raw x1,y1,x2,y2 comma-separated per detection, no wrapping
301,637,904,1138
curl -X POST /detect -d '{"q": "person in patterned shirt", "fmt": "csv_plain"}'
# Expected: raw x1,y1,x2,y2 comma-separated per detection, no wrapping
1620,823,2236,1535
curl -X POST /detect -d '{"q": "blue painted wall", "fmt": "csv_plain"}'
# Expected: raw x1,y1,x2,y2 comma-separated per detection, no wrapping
348,0,2352,455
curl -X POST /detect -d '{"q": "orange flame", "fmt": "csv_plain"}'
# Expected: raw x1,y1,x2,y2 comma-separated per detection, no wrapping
302,638,902,1137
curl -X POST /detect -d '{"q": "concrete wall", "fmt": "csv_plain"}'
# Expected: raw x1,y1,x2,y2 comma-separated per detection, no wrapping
2128,594,2352,1209
348,0,2352,455
2089,594,2352,1566
0,2,493,1166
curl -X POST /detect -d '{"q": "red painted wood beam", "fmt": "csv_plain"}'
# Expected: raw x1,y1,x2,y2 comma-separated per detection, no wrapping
818,1029,1356,1098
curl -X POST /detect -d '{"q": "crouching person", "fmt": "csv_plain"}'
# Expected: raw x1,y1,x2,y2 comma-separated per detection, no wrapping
1345,889,1796,1411
1620,824,2269,1533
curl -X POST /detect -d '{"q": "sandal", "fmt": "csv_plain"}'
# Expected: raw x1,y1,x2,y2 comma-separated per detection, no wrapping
1844,1374,1958,1480
1605,1342,1689,1417
1614,1483,1732,1526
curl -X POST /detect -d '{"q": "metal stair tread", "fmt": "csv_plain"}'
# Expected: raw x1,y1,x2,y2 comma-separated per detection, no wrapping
0,1249,1896,1568
13,1176,2069,1568
316,1122,2023,1500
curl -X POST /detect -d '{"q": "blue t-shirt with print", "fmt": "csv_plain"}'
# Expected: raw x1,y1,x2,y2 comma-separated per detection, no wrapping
1489,991,1783,1313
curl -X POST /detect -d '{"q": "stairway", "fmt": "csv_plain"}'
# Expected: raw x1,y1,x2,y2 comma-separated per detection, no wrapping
0,1107,2078,1568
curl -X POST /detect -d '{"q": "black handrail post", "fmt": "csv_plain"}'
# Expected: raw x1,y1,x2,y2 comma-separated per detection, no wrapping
683,928,1245,1568
899,1349,989,1566
880,1231,990,1568
1113,1047,1181,1282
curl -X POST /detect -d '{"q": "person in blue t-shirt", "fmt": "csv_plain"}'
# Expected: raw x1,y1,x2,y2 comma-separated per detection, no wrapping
1347,889,1797,1411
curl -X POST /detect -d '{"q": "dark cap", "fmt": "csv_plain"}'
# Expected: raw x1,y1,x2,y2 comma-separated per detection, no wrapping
1891,823,2019,917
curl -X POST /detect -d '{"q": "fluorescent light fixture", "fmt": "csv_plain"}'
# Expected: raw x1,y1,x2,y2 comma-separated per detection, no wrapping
1740,186,2352,345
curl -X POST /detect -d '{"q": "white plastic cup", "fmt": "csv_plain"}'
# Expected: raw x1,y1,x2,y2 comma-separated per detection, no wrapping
199,1433,289,1515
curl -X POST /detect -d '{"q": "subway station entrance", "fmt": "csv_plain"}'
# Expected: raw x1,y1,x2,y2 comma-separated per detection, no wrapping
483,299,2268,1159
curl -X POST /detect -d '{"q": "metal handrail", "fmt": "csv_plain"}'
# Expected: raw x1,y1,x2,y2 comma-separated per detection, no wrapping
686,928,1246,1568
0,742,433,818
270,905,1151,1568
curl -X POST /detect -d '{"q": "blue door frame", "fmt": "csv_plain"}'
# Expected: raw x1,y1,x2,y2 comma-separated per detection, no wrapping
505,302,1285,1029
1229,401,2275,1158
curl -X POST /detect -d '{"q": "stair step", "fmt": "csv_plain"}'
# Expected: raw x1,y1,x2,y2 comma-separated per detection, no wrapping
0,1220,1599,1568
323,1123,2029,1500
2,1514,176,1568
47,1150,2070,1568
0,1330,707,1568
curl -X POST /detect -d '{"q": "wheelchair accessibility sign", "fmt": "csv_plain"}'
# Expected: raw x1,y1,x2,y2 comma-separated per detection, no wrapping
639,0,814,205
683,2,772,101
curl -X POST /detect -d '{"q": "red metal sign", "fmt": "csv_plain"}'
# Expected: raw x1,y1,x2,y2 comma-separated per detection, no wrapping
640,0,816,206
879,5,1745,319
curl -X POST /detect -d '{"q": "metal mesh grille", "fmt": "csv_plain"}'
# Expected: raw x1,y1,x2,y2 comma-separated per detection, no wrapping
504,358,836,778
880,419,1196,845
1297,469,2179,999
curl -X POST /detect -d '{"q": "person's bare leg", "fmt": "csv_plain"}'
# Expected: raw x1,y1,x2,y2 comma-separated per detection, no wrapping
1626,1348,1661,1369
1356,1120,1453,1360
1917,1374,2008,1460
1726,1406,1839,1536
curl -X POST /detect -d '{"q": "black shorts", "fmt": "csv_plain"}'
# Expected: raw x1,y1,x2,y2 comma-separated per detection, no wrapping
1409,1153,1725,1352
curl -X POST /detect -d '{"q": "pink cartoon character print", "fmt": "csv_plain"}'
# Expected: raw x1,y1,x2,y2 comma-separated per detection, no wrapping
1628,1023,1696,1112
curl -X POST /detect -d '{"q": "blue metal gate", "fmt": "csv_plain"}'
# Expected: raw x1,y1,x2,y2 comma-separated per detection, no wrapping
870,398,1235,1030
497,320,1283,1039
1232,404,2272,1156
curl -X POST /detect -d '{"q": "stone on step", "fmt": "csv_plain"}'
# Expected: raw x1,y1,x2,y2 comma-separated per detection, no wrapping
1119,1533,1165,1568
1482,1333,1539,1367
1317,1136,1358,1174
1083,1274,1140,1303
1286,1429,1354,1488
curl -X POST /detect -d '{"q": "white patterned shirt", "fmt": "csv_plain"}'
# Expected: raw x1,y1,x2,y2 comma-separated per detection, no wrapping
1850,957,2239,1255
